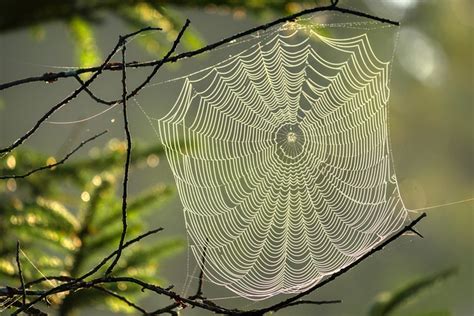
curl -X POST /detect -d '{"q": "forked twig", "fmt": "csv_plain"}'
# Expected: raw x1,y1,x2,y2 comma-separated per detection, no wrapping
0,131,107,179
189,238,208,300
92,286,148,314
104,34,131,276
0,27,160,155
6,213,426,315
9,227,164,315
105,18,191,276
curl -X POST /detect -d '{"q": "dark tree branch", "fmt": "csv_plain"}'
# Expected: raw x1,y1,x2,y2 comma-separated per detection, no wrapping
74,75,117,106
15,228,163,290
0,2,398,91
0,27,161,155
255,213,427,315
189,239,208,300
9,227,163,315
105,18,190,276
16,241,26,306
6,213,426,315
104,35,131,276
408,227,424,238
0,130,107,179
149,302,180,315
25,276,74,289
83,227,164,281
92,286,148,314
1,287,55,297
130,3,399,70
74,18,192,109
75,19,192,108
6,300,46,316
127,19,191,100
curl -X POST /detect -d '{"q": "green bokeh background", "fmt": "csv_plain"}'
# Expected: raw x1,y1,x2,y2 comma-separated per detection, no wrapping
0,1,472,315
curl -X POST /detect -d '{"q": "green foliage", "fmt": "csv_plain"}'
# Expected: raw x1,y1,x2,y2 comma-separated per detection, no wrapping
0,139,183,314
368,268,457,316
68,16,101,77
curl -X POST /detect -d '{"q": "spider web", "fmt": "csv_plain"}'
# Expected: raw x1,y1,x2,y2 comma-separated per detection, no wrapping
143,16,408,300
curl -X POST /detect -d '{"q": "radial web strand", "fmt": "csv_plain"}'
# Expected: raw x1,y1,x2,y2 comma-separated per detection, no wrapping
146,17,408,300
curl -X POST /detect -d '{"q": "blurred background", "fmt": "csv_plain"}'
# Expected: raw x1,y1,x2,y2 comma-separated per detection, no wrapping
0,0,472,315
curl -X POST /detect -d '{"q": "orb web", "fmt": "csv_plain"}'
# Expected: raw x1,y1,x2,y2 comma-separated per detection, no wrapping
150,18,408,300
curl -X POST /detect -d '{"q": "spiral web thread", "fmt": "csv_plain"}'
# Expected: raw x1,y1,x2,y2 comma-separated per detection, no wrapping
150,20,408,300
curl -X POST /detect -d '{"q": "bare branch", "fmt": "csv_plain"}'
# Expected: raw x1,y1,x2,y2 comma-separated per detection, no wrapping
189,238,208,300
9,227,163,314
74,75,117,106
16,241,26,306
6,300,46,315
84,227,164,280
127,19,191,100
105,18,190,276
104,35,131,276
0,2,398,91
7,213,426,315
408,227,424,238
0,27,160,155
0,130,107,179
148,302,180,315
255,213,427,314
92,286,148,314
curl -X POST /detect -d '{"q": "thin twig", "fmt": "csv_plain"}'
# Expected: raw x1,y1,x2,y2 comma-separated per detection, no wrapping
0,2,398,91
92,286,148,314
15,241,26,306
84,227,163,280
105,19,190,276
25,276,73,289
17,226,162,289
8,214,426,315
86,276,234,314
6,300,46,316
0,131,107,179
127,4,399,70
126,19,190,100
104,35,131,276
189,238,208,300
73,75,116,106
11,227,163,314
255,213,427,314
148,302,180,315
408,227,424,238
0,287,52,297
0,27,160,155
75,19,192,108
